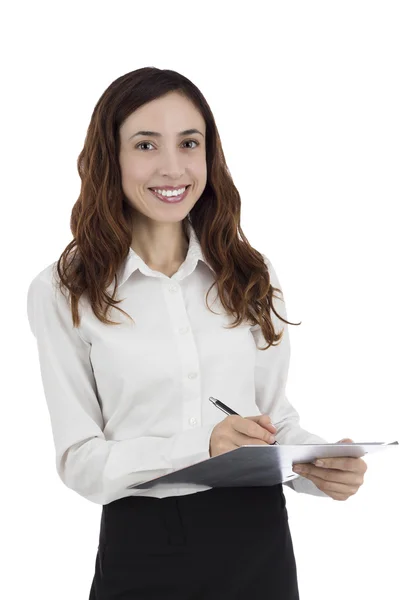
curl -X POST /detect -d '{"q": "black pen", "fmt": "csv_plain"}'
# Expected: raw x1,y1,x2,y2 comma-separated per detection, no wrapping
209,396,279,445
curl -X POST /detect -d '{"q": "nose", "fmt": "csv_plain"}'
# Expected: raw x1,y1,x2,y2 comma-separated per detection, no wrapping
158,151,186,179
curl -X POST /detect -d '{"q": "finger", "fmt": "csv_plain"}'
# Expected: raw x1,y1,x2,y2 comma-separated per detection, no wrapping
260,414,276,431
315,457,364,472
237,434,271,447
305,466,363,486
246,414,276,432
238,417,274,443
306,473,358,496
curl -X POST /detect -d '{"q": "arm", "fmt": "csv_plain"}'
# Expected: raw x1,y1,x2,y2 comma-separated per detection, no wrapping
251,256,330,498
27,271,214,505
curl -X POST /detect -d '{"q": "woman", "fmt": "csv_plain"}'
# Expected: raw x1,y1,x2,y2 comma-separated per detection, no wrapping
27,67,331,599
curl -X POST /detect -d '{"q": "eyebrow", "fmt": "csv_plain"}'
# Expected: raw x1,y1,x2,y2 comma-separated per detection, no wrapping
128,128,204,141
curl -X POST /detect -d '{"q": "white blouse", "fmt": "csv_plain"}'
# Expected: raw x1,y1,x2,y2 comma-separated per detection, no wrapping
27,221,330,505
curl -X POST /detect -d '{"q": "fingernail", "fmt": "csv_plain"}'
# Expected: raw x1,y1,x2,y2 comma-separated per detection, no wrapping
270,436,276,444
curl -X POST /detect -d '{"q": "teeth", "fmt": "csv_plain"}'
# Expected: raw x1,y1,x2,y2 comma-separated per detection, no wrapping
152,187,186,197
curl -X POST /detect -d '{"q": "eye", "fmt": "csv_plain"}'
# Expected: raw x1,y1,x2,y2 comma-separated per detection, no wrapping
182,139,199,149
135,139,200,151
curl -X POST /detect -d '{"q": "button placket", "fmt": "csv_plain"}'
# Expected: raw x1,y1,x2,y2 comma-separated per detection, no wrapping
164,281,201,430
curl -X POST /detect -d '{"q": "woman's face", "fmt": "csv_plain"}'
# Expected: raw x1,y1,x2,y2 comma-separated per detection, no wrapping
118,92,207,225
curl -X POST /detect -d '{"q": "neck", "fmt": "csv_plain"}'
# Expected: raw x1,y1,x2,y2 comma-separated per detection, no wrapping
130,219,189,271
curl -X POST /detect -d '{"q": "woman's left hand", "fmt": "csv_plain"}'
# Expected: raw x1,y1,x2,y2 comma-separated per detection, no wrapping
292,438,368,501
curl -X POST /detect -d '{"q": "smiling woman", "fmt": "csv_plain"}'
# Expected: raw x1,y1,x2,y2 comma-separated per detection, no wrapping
27,66,302,600
54,67,295,345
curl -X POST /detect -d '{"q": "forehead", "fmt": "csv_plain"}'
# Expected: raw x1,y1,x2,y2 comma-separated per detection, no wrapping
120,92,205,136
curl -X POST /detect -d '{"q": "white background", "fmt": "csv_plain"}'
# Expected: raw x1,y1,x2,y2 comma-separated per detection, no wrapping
3,1,399,598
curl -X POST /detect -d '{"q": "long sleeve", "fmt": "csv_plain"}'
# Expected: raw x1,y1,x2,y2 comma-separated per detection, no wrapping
251,256,331,498
27,273,215,506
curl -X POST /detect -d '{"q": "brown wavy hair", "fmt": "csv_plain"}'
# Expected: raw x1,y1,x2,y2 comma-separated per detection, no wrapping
56,66,301,350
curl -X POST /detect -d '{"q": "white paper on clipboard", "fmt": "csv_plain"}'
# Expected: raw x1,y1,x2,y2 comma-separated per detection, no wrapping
126,441,398,490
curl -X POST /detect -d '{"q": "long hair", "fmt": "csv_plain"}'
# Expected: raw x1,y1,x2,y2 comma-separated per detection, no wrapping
56,67,300,350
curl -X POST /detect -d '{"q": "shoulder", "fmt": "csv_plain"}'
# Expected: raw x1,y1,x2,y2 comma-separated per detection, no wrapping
26,260,72,324
260,252,271,269
27,261,60,299
259,253,280,287
27,260,89,335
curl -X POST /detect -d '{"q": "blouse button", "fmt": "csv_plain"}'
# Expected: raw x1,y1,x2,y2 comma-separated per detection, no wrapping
179,326,189,334
168,285,179,293
188,372,198,379
189,417,198,426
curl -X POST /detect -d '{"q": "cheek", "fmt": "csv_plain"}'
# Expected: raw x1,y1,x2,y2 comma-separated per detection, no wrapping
191,161,207,189
121,164,150,190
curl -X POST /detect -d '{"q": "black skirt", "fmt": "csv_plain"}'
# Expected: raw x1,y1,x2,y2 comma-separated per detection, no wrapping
89,484,300,599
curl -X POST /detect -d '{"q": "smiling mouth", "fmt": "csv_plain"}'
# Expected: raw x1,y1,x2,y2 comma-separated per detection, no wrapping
148,185,191,203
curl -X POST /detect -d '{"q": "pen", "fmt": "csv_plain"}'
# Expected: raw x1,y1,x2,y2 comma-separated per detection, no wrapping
209,396,279,445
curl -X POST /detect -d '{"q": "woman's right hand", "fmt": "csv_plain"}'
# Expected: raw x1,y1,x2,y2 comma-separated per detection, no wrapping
209,414,277,458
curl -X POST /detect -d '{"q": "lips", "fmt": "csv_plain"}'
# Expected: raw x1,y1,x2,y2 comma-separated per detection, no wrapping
148,185,190,192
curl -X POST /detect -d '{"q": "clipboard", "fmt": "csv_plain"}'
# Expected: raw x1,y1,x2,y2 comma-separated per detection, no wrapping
127,441,399,490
